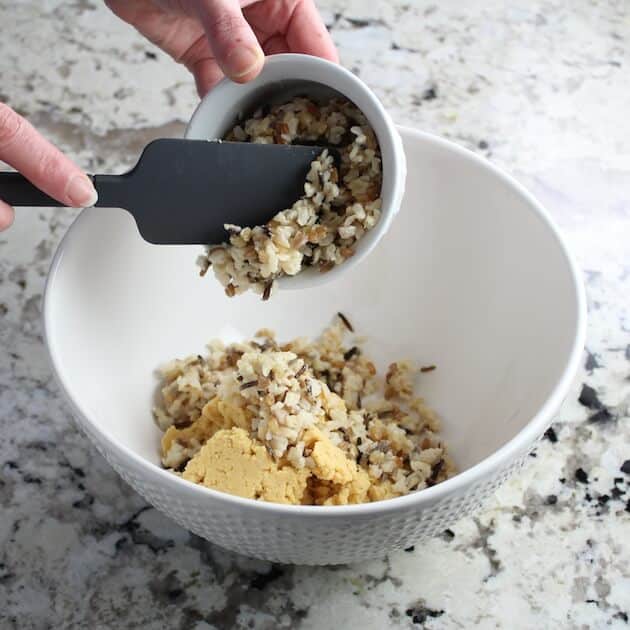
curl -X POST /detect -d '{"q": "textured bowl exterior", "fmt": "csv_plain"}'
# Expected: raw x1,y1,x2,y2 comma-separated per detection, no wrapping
74,404,536,565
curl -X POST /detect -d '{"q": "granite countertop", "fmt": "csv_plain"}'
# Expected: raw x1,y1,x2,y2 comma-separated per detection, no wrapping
1,1,629,628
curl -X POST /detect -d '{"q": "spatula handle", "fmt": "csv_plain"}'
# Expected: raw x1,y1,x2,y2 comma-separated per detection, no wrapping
0,171,128,208
0,171,69,207
92,173,129,209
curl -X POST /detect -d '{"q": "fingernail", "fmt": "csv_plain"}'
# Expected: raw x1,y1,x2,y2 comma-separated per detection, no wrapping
226,46,264,79
67,175,98,207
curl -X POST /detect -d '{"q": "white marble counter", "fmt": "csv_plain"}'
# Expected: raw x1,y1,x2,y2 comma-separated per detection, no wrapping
1,1,629,628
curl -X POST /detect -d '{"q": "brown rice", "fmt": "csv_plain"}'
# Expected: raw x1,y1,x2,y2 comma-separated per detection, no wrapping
198,97,383,300
154,315,455,505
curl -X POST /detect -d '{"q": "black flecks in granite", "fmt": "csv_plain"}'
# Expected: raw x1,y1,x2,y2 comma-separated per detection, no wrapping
0,562,15,584
422,86,438,100
22,474,42,485
294,609,309,622
584,349,601,372
443,529,455,540
0,303,7,316
411,86,438,106
579,384,603,410
404,545,415,552
346,17,385,28
575,468,589,484
346,16,370,27
145,50,157,60
203,561,302,630
24,440,52,452
405,603,445,625
250,566,284,590
72,494,94,509
7,520,21,545
577,384,614,422
545,427,559,443
613,611,628,623
362,558,403,590
589,408,614,423
545,494,558,505
478,139,489,150
57,459,86,483
178,608,205,629
117,507,174,554
611,485,625,500
149,570,187,605
473,518,501,579
621,460,630,475
390,41,421,53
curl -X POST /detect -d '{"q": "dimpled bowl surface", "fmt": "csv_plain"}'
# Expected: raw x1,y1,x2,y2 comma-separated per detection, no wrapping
44,127,585,565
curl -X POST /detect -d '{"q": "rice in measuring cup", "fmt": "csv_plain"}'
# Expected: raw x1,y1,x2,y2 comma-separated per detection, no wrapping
198,97,382,300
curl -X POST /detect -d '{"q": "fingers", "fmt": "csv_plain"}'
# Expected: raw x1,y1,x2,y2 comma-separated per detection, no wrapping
190,58,226,97
195,0,264,82
285,0,338,62
106,0,337,98
106,0,205,62
0,103,97,209
262,34,290,56
0,198,14,231
106,0,225,97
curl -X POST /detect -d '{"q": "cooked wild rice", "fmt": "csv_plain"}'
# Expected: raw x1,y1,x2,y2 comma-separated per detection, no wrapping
154,314,455,504
198,97,383,300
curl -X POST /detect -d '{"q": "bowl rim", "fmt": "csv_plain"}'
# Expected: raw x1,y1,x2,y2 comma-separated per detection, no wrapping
43,126,587,518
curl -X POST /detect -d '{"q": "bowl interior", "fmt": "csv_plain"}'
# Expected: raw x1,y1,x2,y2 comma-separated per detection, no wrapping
188,78,346,139
45,129,581,478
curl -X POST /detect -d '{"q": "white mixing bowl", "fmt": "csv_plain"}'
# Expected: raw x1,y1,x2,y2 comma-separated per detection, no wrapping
43,128,586,565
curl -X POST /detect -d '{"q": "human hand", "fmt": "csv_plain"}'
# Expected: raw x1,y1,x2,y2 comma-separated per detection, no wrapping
105,0,338,97
0,103,98,231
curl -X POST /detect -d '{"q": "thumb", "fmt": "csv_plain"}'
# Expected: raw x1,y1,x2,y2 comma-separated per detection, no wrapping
0,102,97,209
194,0,264,83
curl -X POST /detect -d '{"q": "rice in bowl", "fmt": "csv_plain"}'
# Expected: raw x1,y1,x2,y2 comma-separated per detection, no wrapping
198,97,383,300
154,314,455,505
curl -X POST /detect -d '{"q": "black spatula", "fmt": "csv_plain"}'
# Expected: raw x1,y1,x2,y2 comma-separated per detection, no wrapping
0,138,330,244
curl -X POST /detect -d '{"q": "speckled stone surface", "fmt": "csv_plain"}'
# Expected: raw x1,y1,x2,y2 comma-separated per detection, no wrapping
1,1,629,628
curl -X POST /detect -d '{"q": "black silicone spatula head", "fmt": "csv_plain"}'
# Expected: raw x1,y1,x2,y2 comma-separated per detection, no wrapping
93,139,330,245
